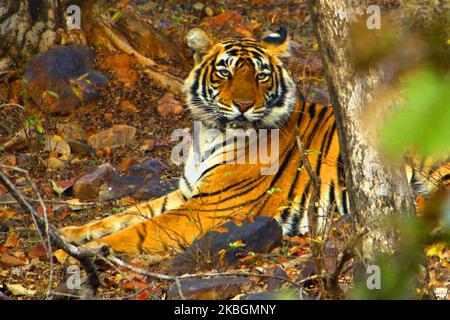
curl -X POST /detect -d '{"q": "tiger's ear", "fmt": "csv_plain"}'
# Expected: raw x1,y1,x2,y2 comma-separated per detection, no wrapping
187,28,214,64
261,27,290,57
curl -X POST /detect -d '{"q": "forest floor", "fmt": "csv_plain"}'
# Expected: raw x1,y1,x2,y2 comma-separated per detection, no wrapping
0,0,447,300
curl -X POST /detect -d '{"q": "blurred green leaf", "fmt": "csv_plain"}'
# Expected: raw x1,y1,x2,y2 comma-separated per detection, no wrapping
381,67,450,158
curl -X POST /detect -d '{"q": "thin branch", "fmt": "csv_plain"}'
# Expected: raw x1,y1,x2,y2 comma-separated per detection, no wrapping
107,255,307,289
329,229,368,296
0,198,96,207
295,135,327,292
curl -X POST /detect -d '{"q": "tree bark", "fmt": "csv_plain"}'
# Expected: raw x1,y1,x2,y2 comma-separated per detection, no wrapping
307,0,416,265
0,0,86,74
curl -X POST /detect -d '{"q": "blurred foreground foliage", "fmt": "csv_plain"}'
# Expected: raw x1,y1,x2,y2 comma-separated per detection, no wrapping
381,67,450,159
348,4,449,300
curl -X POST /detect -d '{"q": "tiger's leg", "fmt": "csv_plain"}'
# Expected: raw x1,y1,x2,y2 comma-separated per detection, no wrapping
82,202,236,254
59,190,186,244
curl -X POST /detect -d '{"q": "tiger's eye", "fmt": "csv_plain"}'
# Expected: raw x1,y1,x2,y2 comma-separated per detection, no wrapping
257,73,269,81
217,70,230,78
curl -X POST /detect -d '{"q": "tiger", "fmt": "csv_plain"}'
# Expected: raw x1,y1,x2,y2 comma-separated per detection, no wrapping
58,27,450,255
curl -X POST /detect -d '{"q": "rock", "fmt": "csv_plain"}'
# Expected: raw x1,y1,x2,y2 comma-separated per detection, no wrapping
44,135,71,156
120,100,138,113
167,276,252,300
238,290,304,300
125,158,175,200
157,93,184,118
56,123,87,141
140,139,155,152
87,125,137,150
73,163,117,200
104,113,113,121
98,175,145,202
66,139,96,156
267,266,289,291
133,179,177,200
127,158,168,177
99,158,173,201
23,44,109,115
46,158,65,171
70,157,82,165
171,216,282,274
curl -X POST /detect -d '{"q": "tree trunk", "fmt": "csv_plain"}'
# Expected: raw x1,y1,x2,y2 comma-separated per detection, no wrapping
0,0,85,72
307,1,416,265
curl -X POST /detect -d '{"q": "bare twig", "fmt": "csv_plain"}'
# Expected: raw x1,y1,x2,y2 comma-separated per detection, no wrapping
0,198,96,207
295,135,327,292
174,277,186,300
329,229,368,296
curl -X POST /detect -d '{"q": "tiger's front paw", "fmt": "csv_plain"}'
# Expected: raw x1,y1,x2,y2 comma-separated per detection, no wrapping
58,225,94,244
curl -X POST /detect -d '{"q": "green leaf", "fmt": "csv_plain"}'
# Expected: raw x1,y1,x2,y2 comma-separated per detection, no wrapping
381,67,450,159
267,187,281,195
44,90,60,100
229,240,246,248
50,180,66,196
193,2,204,10
111,9,123,22
305,149,321,155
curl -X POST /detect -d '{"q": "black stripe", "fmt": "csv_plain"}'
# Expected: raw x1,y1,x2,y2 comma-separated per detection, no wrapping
192,176,252,198
161,196,168,213
182,172,193,192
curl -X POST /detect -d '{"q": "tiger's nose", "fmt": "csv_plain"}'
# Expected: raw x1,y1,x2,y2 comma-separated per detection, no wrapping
233,100,254,112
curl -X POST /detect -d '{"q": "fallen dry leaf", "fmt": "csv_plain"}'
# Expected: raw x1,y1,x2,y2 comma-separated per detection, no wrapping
1,254,26,266
6,284,36,296
5,232,19,248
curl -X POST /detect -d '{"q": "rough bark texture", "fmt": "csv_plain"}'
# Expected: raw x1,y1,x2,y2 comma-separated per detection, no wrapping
307,1,416,262
0,0,85,72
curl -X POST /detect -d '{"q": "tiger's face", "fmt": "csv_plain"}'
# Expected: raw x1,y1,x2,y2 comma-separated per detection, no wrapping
184,28,296,130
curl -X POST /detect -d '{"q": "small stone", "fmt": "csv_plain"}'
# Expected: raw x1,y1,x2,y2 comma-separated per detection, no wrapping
44,135,71,156
157,92,184,118
46,158,65,170
87,125,137,150
67,139,96,156
140,139,155,152
120,100,138,113
73,163,117,200
70,157,81,165
167,276,251,300
104,113,113,121
56,123,87,141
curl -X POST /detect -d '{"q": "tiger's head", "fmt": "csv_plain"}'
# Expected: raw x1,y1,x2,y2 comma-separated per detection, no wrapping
184,27,296,130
